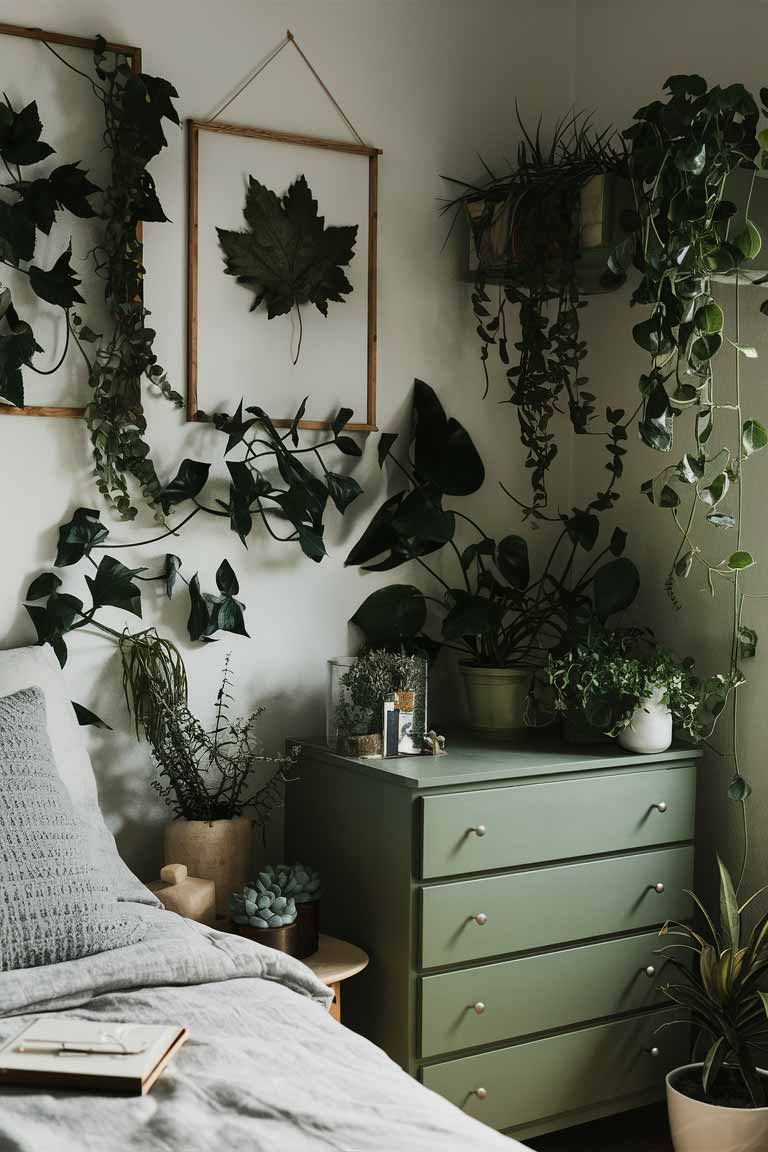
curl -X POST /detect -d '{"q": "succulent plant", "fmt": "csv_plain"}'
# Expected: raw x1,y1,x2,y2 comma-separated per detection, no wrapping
230,874,297,929
262,863,321,904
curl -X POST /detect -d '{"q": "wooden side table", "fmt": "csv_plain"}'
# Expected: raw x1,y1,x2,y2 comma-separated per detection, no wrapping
302,933,369,1022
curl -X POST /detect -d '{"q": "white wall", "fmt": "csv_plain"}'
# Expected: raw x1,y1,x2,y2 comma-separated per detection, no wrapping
0,0,574,878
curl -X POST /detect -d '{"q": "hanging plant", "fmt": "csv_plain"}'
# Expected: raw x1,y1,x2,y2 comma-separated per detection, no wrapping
0,95,98,406
217,173,358,364
608,74,768,807
442,114,626,518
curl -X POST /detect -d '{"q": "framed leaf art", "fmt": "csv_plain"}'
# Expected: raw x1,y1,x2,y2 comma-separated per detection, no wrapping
187,119,380,431
0,23,141,419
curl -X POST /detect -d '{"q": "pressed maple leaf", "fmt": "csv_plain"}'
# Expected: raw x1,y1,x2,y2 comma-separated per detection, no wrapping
217,174,357,362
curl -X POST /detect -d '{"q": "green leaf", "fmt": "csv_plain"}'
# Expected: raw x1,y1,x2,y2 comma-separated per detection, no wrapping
731,342,758,359
297,524,326,562
593,557,640,623
413,379,485,496
563,509,600,552
84,555,143,617
377,432,398,469
72,701,111,730
743,420,768,456
210,594,249,638
215,559,239,597
159,459,211,511
734,220,762,262
442,590,501,641
674,142,706,175
739,624,758,659
639,383,674,453
26,572,61,600
55,507,108,566
334,434,363,458
697,407,714,447
331,407,353,436
609,527,627,556
0,200,36,263
217,174,357,340
215,400,256,454
289,395,308,446
345,491,405,568
187,574,211,641
29,243,84,309
728,774,752,802
727,550,755,570
699,472,729,507
325,472,363,514
694,303,724,336
677,453,704,484
163,554,182,598
11,162,98,234
0,100,54,166
350,584,427,645
496,535,530,590
707,512,736,529
717,855,740,951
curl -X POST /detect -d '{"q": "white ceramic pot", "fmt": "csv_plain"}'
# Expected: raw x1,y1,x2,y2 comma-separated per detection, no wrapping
667,1064,768,1152
460,665,531,735
617,685,672,754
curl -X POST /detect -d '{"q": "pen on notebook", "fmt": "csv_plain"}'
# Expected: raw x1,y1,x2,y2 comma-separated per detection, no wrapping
15,1040,146,1056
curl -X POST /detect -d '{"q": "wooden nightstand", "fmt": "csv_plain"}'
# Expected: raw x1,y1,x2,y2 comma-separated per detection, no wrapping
302,933,369,1022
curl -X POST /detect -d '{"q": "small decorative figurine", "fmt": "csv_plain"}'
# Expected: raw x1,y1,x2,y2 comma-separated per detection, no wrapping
148,863,216,926
421,730,447,756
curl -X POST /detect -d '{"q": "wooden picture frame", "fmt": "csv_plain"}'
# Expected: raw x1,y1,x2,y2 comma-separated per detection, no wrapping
186,119,380,431
0,23,142,420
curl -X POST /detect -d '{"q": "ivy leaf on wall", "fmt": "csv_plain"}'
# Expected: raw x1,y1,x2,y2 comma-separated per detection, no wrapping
217,174,357,359
0,295,43,406
84,556,144,617
11,162,99,234
0,99,54,167
0,200,36,263
55,507,109,566
29,243,84,309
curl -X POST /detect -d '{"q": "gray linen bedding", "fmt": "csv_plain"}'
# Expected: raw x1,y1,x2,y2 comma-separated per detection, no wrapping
0,905,523,1152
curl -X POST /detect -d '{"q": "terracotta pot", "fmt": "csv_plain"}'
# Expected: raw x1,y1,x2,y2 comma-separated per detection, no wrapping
295,900,320,959
164,816,251,918
667,1064,768,1152
460,665,531,735
235,920,300,957
618,686,673,754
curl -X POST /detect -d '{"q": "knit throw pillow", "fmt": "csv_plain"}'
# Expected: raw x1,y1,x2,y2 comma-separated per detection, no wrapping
0,687,146,971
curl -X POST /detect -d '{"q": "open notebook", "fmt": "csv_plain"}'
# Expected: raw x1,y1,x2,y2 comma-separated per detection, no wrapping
0,1017,188,1095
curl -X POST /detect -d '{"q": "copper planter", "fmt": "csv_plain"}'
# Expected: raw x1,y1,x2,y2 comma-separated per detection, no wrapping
235,920,300,957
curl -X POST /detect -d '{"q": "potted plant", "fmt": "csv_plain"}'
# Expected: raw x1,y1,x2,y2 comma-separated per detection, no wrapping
538,628,702,751
122,641,294,917
659,859,768,1151
229,873,299,957
251,863,321,958
346,380,639,736
334,649,421,756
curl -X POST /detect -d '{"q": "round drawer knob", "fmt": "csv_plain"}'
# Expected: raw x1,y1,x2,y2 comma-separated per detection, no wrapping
472,1001,486,1015
470,824,487,837
654,801,668,814
644,965,657,978
473,913,488,926
646,1046,661,1058
652,882,665,894
474,1087,488,1101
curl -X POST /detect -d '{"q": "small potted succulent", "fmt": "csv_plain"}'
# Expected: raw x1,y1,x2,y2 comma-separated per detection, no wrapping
230,873,299,956
538,628,701,752
660,859,768,1151
334,649,421,757
261,863,321,958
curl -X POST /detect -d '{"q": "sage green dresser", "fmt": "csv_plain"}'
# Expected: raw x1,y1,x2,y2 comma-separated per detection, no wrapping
285,735,698,1142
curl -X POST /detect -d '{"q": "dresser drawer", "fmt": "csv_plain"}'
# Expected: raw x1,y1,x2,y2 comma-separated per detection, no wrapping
420,846,693,968
420,763,696,879
419,930,667,1057
421,1009,686,1133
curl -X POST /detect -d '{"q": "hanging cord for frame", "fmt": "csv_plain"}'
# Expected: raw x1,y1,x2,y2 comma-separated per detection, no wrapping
206,29,366,146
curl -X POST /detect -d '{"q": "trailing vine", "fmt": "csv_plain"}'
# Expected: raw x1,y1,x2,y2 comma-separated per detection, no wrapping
443,114,625,518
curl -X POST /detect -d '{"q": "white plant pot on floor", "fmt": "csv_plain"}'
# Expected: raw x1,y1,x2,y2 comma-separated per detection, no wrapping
460,665,531,735
667,1064,768,1152
617,686,672,754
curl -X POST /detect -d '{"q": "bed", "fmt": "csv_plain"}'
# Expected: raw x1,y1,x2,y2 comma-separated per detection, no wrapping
0,646,525,1151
